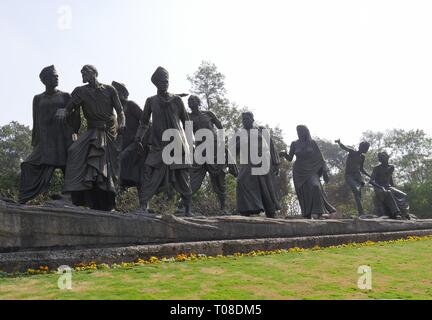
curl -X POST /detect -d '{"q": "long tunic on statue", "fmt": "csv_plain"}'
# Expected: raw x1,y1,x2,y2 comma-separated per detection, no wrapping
19,91,79,203
289,139,336,217
236,128,281,215
118,100,143,187
63,84,123,204
137,93,192,200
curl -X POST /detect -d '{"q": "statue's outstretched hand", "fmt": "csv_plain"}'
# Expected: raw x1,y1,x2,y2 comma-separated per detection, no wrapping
279,151,288,159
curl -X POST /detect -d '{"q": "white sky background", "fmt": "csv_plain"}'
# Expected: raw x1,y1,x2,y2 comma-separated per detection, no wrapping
1,0,431,147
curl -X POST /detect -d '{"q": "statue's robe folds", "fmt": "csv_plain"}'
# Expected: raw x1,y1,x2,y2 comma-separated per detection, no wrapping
289,140,336,218
136,93,192,204
236,129,281,217
118,100,144,188
19,91,79,203
371,164,409,218
63,84,123,211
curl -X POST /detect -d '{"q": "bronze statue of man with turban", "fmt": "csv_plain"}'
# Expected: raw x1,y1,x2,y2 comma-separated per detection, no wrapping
135,67,193,215
57,65,125,211
19,65,80,203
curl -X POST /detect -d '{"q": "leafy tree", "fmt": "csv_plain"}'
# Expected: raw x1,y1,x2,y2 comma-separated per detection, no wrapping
0,121,66,202
187,61,245,130
0,121,32,199
187,61,290,215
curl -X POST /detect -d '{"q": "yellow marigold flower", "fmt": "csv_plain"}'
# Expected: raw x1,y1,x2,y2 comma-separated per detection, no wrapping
149,256,160,264
176,253,188,262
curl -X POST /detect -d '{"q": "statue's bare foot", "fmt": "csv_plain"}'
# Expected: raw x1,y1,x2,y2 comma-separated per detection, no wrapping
265,211,276,219
185,211,195,217
219,209,232,216
136,206,157,217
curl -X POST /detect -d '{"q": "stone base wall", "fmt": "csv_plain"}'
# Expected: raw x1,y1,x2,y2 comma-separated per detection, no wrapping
1,229,431,272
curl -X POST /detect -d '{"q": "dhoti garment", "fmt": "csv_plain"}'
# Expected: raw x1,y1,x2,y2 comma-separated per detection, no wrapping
19,147,60,204
63,121,119,211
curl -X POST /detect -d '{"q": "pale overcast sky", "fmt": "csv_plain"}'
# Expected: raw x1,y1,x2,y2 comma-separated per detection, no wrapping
1,0,431,146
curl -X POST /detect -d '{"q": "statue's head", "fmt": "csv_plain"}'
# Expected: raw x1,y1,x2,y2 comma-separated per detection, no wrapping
359,141,370,153
242,112,254,129
39,65,58,88
81,65,98,84
296,125,311,142
378,151,390,164
112,81,129,102
151,66,169,93
188,95,201,111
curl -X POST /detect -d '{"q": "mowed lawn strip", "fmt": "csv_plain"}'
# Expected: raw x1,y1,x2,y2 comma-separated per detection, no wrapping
1,239,432,300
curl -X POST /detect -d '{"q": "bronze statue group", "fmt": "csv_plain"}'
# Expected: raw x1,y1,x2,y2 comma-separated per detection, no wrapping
18,64,411,220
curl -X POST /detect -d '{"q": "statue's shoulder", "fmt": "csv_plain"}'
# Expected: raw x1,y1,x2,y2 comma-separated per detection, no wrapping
103,83,115,91
71,85,87,95
170,94,183,104
372,164,381,171
56,90,71,98
202,110,216,118
147,95,158,103
34,92,44,100
32,93,44,107
128,100,141,109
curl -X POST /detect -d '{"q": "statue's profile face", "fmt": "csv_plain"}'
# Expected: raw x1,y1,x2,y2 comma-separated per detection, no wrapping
297,126,309,141
81,68,95,84
156,79,169,93
359,143,370,153
378,152,389,164
242,117,254,129
188,96,200,111
118,91,128,102
43,72,59,88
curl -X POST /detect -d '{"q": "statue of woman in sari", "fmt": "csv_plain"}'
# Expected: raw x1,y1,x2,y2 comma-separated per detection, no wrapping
280,125,336,219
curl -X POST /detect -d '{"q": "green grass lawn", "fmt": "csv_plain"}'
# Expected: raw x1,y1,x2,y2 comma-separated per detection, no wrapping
1,239,432,300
